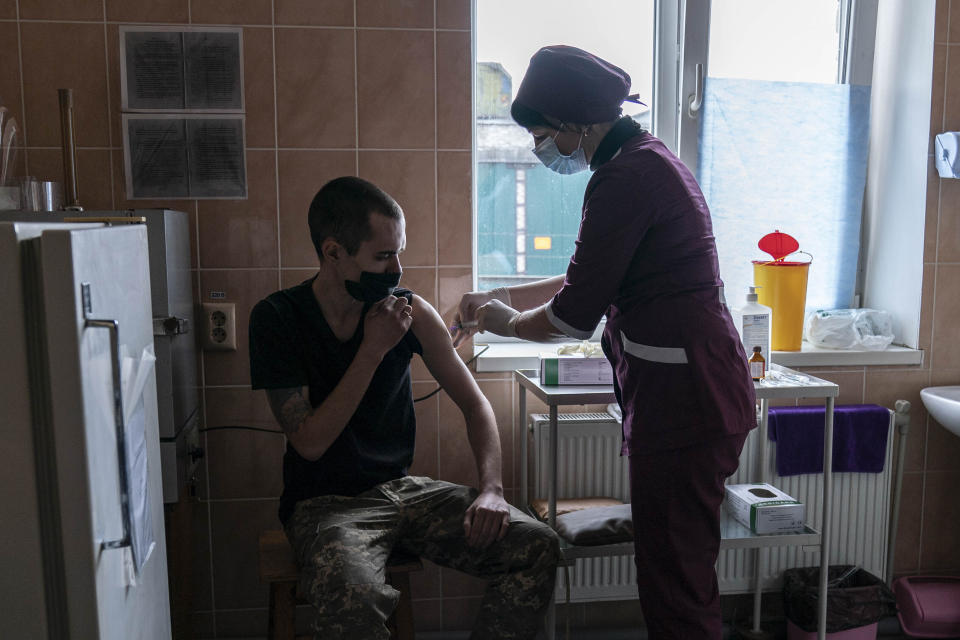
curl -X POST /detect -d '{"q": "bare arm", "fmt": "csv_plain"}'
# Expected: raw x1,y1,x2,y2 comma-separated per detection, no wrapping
513,302,571,342
504,274,566,311
264,296,413,461
411,294,510,547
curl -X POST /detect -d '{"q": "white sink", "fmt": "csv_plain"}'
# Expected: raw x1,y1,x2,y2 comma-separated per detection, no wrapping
920,386,960,438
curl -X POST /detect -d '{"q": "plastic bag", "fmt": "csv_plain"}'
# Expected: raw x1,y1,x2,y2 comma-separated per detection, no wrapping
804,309,894,350
783,565,897,633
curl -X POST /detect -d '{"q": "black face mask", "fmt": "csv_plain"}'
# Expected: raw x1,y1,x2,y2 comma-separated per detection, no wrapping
344,270,402,303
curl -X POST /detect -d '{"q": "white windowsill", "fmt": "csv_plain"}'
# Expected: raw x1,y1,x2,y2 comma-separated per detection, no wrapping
473,340,923,373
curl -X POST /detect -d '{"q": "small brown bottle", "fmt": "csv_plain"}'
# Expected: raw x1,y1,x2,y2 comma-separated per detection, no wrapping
749,346,766,381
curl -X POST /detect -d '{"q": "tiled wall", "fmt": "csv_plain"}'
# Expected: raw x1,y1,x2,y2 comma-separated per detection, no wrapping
3,0,958,636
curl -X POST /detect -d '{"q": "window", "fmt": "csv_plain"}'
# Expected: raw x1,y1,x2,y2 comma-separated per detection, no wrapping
687,0,875,312
475,0,655,290
474,1,876,321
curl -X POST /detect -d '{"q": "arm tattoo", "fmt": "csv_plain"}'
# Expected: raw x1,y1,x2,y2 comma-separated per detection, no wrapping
265,387,312,436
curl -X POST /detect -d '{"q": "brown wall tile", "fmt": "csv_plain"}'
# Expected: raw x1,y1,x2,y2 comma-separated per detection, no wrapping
281,267,316,289
357,29,435,149
864,369,931,472
441,565,487,597
277,150,356,267
186,501,214,610
480,378,515,488
925,157,940,263
357,0,433,28
106,0,189,22
796,370,864,406
926,416,960,471
242,27,277,148
931,45,946,150
438,266,471,325
213,609,268,638
26,148,114,210
935,0,949,42
437,390,478,487
920,471,960,570
190,0,272,25
197,150,278,268
919,264,936,355
950,0,960,43
0,0,16,18
894,472,923,573
209,499,280,609
932,264,960,369
20,22,110,147
945,44,960,133
939,175,960,262
275,0,354,26
0,23,22,121
402,266,437,307
358,150,436,265
437,0,470,30
437,30,471,149
410,382,439,478
199,268,280,385
410,595,442,630
20,0,100,20
276,28,356,148
203,387,284,498
441,595,482,630
437,151,472,265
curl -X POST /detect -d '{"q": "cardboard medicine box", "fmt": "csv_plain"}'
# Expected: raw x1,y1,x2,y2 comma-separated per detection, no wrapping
724,483,805,534
539,353,614,385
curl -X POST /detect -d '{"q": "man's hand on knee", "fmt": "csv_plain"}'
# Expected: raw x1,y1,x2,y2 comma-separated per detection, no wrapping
463,490,511,548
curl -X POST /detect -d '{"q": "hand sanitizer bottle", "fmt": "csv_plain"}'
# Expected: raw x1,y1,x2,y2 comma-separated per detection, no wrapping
736,286,772,363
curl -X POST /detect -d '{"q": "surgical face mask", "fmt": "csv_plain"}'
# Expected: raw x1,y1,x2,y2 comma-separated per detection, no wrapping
345,270,402,303
533,130,589,175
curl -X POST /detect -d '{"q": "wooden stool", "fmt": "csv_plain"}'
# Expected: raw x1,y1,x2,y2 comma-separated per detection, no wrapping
258,530,421,640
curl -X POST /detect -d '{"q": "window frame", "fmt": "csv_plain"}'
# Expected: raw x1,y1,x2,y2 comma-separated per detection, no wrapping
469,1,928,350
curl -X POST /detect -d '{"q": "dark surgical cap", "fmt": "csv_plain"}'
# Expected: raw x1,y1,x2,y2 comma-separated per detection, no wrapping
512,45,641,126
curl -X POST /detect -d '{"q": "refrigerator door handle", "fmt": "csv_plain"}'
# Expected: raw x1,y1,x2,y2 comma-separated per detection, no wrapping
85,312,133,553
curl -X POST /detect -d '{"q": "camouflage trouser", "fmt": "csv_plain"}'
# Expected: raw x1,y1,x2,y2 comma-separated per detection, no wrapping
283,476,561,640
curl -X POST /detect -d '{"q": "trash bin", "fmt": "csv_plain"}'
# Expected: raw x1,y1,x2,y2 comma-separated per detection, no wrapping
782,565,897,639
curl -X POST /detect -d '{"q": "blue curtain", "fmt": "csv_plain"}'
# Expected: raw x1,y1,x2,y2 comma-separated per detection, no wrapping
697,78,871,311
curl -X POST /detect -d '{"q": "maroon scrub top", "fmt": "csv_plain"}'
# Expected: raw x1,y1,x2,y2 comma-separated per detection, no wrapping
547,131,756,454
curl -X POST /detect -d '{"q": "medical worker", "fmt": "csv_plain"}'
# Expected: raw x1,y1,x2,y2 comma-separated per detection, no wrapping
453,46,757,639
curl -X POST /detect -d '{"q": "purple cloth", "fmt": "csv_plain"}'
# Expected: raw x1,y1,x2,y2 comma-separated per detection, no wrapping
514,45,635,124
768,405,890,476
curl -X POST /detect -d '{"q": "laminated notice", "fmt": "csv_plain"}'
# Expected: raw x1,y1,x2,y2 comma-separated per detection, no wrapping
540,354,613,385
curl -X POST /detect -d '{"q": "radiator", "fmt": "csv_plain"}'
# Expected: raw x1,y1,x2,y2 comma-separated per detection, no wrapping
530,413,636,602
718,408,895,593
529,409,896,602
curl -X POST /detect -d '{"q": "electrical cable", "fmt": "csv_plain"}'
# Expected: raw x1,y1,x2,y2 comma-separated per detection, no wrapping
199,344,491,434
199,425,283,434
412,344,489,402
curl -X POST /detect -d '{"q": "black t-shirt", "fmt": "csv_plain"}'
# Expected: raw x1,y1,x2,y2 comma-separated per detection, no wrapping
248,276,423,523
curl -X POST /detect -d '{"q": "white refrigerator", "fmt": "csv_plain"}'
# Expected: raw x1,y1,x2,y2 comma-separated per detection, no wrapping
0,222,171,639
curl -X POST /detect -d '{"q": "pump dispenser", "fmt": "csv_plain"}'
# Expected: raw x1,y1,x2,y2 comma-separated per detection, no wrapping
734,286,772,363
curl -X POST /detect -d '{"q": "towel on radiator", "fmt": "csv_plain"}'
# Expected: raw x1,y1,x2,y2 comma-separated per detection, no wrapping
768,405,890,476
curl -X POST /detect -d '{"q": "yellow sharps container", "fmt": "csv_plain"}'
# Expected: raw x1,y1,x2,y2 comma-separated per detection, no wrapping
752,231,812,352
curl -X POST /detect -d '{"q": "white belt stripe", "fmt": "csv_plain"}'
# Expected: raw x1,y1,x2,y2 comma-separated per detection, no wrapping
620,331,688,364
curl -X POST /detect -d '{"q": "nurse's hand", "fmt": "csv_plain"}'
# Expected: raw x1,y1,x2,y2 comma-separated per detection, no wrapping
476,299,520,338
451,287,510,346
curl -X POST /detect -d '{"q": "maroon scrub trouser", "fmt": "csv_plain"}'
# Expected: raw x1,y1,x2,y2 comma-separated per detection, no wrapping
629,431,749,639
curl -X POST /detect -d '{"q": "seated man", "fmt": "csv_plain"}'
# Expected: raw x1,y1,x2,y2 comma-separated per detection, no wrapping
249,176,561,639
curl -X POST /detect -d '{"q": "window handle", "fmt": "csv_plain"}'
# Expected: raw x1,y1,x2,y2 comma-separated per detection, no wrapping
688,63,704,116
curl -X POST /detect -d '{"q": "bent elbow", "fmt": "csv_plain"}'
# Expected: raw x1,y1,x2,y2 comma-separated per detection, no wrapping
288,434,327,462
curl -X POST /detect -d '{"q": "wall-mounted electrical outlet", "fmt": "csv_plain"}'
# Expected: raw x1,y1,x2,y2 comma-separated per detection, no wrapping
200,302,237,351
